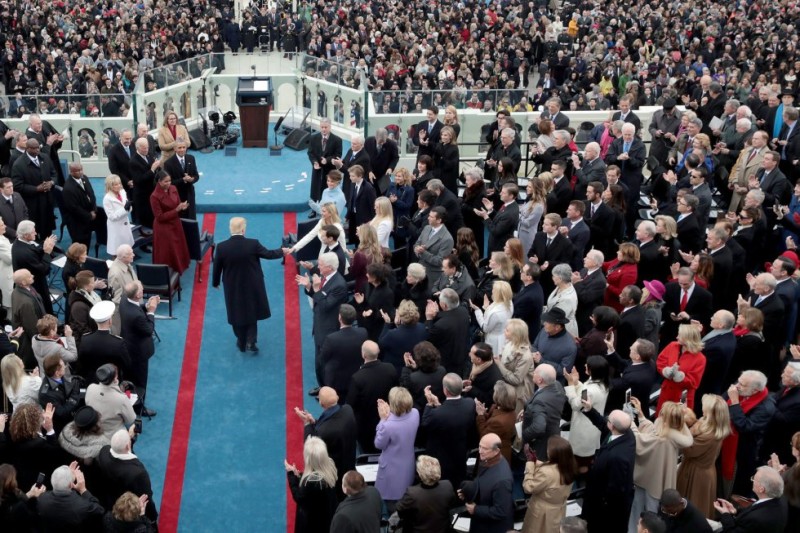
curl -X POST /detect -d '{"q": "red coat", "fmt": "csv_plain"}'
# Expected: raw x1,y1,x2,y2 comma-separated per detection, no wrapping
150,185,190,274
603,260,638,311
656,341,706,414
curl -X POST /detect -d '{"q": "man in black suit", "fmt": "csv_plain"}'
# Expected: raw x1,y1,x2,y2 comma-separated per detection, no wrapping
477,182,519,254
633,220,662,286
585,181,616,258
319,304,368,400
364,127,399,188
693,311,737,416
307,118,342,202
421,372,476,490
612,97,642,134
346,340,398,454
297,251,349,380
79,300,131,383
162,139,199,220
11,138,56,238
522,364,567,460
761,362,800,464
26,114,65,186
676,194,704,253
513,262,545,342
741,273,786,383
0,119,18,176
560,200,591,270
705,227,735,311
484,127,522,183
714,466,788,532
62,161,97,248
572,142,607,198
345,164,376,244
573,250,607,336
616,285,646,359
749,151,792,227
605,123,646,232
334,134,371,200
545,159,573,217
297,386,357,493
107,128,135,195
771,256,799,347
535,131,573,176
605,337,658,412
459,433,514,533
119,281,158,416
412,105,443,160
539,98,570,129
425,288,470,377
427,179,464,240
128,137,161,229
212,217,284,352
0,177,28,240
697,82,727,136
404,190,434,250
11,221,56,315
581,406,636,533
661,268,714,345
37,465,105,531
528,213,574,297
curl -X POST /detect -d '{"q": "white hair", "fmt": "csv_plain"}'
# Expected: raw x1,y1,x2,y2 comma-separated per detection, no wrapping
318,252,339,271
50,465,74,492
110,428,132,453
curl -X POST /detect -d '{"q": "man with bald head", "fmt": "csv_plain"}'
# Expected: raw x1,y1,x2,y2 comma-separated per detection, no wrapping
580,402,635,533
62,161,97,247
11,138,56,238
458,432,514,532
572,141,607,197
522,363,566,460
694,310,737,415
422,372,477,490
346,339,398,453
11,268,46,365
296,386,357,493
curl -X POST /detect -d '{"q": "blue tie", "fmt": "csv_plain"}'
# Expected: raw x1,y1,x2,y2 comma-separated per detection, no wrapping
623,142,631,153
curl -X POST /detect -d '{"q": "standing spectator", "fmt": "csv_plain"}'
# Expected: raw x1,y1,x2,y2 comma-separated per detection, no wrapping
319,304,368,402
307,171,347,220
368,196,393,249
394,455,459,532
334,135,371,201
433,126,459,195
11,268,47,364
513,262,545,343
32,315,77,375
460,168,487,256
657,489,712,533
150,169,190,274
762,361,800,465
0,463,45,531
656,324,707,414
107,129,135,199
10,139,55,240
163,139,200,220
345,165,377,245
603,242,640,312
102,175,135,258
400,341,446,413
378,300,428,376
522,364,567,460
477,182,520,255
0,178,29,241
119,281,158,417
129,137,161,231
573,250,608,336
676,394,731,518
544,264,579,338
475,382,518,463
605,337,658,413
564,357,610,471
713,466,788,532
532,307,577,379
496,319,534,413
413,106,442,160
374,387,420,511
458,433,514,533
1,353,41,409
521,435,578,533
605,124,646,232
365,128,399,188
518,177,547,258
307,118,343,203
471,281,513,356
284,436,339,533
463,343,505,409
84,364,136,441
156,110,190,162
346,340,398,453
61,162,97,248
330,471,382,533
37,464,105,531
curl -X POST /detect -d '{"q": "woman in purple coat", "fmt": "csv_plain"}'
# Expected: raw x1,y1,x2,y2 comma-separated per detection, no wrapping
375,386,420,511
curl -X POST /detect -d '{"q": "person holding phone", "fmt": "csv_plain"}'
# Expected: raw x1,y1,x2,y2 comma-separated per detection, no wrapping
564,357,610,472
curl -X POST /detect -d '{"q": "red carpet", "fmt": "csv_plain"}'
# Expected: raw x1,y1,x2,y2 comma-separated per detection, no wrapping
283,212,304,533
159,213,217,533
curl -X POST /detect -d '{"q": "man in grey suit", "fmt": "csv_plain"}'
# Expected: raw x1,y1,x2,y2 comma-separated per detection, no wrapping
522,364,566,460
413,207,454,292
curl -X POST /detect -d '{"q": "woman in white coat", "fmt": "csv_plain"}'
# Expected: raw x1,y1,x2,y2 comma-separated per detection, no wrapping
545,263,579,338
563,356,610,472
103,174,134,257
0,219,13,308
471,280,514,356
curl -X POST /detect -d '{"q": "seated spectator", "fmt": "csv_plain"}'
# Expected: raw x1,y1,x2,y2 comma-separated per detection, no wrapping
1,353,41,409
378,299,428,376
85,364,137,441
394,455,459,532
475,381,517,463
37,464,105,532
374,387,420,511
521,435,578,533
399,341,446,413
103,491,158,533
0,463,45,531
38,354,81,433
96,429,159,523
32,315,78,377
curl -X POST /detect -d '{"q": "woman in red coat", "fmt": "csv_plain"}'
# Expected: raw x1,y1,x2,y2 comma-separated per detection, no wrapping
150,169,190,274
656,323,707,415
603,242,640,312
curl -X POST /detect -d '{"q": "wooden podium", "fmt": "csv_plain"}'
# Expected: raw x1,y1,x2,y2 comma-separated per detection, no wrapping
236,77,273,148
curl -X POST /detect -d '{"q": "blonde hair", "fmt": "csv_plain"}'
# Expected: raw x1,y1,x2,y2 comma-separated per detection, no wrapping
526,177,548,206
491,280,513,311
394,167,412,186
371,196,394,227
112,492,141,522
416,455,442,485
0,354,25,397
537,171,554,193
440,125,458,146
397,299,420,325
657,401,687,436
491,252,515,281
320,202,342,225
655,215,678,239
104,174,122,194
677,324,704,353
301,436,337,488
697,394,732,440
504,318,530,350
357,224,383,262
444,105,459,125
389,386,413,415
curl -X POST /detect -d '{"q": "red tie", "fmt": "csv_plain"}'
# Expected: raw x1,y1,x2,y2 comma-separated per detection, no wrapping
320,276,327,287
680,290,688,312
499,204,506,213
747,149,758,164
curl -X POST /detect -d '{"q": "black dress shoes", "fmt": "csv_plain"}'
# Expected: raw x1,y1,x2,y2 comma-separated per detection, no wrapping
141,408,157,417
236,340,245,352
246,343,259,353
308,387,320,397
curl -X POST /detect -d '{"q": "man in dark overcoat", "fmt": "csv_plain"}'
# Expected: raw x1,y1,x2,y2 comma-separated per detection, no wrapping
10,138,55,237
212,216,283,352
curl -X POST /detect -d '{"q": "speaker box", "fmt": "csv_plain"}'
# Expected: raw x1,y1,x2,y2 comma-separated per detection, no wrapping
284,128,311,151
188,129,212,150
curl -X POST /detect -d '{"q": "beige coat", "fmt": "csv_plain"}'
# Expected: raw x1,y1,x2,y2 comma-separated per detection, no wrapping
729,146,764,212
521,461,572,533
498,344,535,413
157,124,191,161
85,382,136,440
632,417,693,499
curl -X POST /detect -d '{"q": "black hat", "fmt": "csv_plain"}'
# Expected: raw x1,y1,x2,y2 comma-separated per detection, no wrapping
96,363,117,385
780,87,795,98
73,406,99,429
663,98,677,110
541,306,570,325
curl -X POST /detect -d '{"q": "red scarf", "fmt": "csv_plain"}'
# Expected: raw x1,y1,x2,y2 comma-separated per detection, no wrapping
720,388,769,480
732,326,750,337
168,124,177,140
